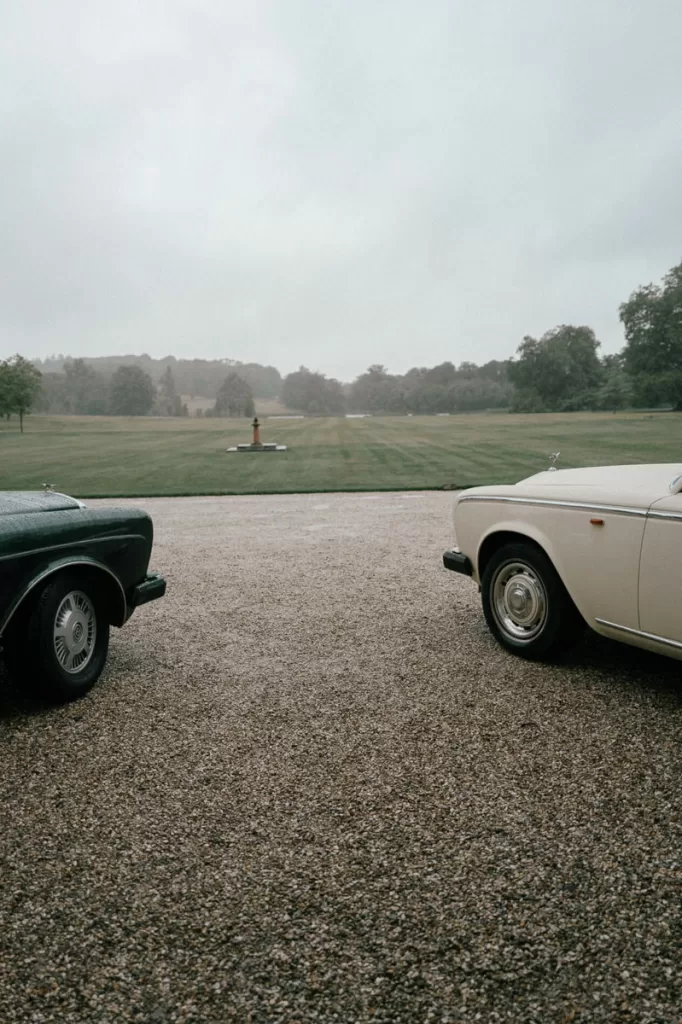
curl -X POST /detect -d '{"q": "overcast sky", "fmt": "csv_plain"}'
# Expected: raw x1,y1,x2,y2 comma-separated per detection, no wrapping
1,0,681,381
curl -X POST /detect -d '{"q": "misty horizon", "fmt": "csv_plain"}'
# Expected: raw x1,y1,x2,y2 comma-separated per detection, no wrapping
31,347,514,386
2,1,681,379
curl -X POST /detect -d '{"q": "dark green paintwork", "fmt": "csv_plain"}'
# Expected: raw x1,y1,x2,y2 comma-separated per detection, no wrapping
0,492,161,636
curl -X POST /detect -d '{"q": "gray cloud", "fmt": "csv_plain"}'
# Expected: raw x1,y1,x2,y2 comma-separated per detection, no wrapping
1,0,681,380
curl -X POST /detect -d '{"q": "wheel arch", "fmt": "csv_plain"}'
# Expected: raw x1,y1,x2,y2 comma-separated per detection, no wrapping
476,525,585,622
0,558,127,637
477,528,552,576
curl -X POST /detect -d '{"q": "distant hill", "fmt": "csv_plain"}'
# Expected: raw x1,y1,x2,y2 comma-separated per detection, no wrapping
34,354,282,399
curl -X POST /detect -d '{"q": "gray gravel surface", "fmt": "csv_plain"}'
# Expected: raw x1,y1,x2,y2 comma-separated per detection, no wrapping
1,491,681,1024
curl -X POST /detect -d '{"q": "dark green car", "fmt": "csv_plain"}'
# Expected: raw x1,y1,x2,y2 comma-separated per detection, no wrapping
0,491,166,701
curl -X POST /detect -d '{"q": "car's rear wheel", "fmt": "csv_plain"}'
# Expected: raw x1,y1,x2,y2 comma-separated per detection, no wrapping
481,542,582,659
5,573,110,701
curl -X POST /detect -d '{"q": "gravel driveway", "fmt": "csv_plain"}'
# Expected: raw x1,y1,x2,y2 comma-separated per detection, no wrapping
1,491,681,1024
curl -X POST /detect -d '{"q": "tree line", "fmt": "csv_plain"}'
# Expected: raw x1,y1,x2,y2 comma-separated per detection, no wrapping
34,354,282,401
507,259,681,412
3,257,681,425
283,258,682,415
35,360,189,417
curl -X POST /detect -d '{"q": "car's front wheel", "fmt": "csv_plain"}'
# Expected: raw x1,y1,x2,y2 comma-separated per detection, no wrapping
5,573,110,701
481,542,582,659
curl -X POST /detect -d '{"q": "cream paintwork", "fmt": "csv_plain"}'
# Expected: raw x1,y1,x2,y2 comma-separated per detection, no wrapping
451,463,682,661
638,493,682,643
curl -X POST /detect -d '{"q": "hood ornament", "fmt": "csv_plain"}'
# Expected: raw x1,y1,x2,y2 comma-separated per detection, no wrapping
548,452,560,472
42,482,55,491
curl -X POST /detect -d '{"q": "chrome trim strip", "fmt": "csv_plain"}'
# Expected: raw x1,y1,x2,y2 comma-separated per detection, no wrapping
648,509,682,522
52,492,87,509
0,533,145,564
457,494,647,517
0,559,127,636
595,618,682,651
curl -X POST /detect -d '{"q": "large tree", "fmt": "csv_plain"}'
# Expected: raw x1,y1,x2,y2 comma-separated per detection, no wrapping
62,357,110,414
213,372,255,417
63,357,96,412
156,365,184,416
0,363,12,420
282,367,345,415
508,325,604,411
347,365,400,413
35,371,69,413
109,365,155,416
0,355,43,431
596,353,633,412
620,260,682,408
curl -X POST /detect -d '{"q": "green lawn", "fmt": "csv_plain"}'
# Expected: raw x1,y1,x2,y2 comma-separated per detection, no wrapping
1,412,681,497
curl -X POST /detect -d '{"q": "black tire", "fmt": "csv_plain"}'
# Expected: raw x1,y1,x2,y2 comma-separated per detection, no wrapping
481,542,583,660
4,573,110,701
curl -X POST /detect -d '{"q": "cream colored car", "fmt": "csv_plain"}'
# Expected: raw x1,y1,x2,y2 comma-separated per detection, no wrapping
443,463,682,661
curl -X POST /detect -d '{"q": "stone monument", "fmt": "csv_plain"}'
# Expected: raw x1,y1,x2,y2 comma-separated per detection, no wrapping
226,416,288,453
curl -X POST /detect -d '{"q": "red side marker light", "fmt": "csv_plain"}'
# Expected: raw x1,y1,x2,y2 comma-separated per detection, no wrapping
590,518,604,526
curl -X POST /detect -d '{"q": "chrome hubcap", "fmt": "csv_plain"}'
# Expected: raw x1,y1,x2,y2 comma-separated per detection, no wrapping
53,591,96,673
491,561,547,642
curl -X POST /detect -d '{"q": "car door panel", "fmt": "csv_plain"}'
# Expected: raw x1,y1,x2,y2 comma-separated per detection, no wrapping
638,496,682,642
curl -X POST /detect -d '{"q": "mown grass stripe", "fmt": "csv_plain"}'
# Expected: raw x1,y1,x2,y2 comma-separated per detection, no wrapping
1,412,681,497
